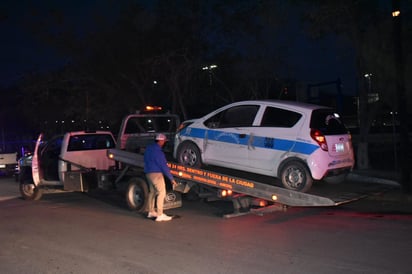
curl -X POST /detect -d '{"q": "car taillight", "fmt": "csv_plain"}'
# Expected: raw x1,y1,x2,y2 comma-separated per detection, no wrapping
310,129,328,151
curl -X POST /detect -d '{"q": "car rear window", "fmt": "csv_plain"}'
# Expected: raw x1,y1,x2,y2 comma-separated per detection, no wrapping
67,134,116,151
310,109,348,135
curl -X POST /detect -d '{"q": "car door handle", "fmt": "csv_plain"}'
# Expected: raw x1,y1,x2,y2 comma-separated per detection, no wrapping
239,134,246,138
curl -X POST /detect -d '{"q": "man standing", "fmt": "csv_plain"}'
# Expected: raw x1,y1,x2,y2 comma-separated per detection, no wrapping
144,133,177,221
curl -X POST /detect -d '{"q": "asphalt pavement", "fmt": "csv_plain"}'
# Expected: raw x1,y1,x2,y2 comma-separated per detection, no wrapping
347,168,412,213
1,168,411,214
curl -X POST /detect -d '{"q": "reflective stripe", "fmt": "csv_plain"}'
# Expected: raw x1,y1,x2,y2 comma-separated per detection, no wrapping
181,127,318,155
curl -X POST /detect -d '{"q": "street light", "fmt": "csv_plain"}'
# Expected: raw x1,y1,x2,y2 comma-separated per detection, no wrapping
392,10,400,17
202,64,217,71
202,64,218,86
364,73,373,93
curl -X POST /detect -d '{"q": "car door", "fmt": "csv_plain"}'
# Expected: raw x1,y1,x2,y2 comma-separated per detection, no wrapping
203,105,259,169
32,133,63,186
31,133,44,186
247,106,303,172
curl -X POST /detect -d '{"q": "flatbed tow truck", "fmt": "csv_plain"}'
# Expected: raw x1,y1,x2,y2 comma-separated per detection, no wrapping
19,109,393,218
108,149,393,218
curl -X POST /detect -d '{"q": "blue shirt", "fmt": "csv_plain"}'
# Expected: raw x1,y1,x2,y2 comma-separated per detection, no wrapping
143,142,174,181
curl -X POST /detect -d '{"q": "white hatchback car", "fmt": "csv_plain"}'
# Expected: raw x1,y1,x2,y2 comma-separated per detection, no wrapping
173,100,355,192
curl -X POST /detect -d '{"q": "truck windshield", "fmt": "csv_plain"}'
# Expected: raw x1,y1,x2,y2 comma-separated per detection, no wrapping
124,116,178,134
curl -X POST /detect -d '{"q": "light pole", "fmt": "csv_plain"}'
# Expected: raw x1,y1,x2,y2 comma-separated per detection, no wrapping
364,73,373,94
202,64,218,86
392,0,410,192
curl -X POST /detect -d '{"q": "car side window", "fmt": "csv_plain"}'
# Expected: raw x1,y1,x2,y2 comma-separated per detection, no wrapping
260,107,302,128
205,105,259,128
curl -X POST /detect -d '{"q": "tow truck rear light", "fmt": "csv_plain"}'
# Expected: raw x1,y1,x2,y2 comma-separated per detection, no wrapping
108,152,114,159
310,129,328,151
218,189,232,198
145,105,162,112
258,200,268,207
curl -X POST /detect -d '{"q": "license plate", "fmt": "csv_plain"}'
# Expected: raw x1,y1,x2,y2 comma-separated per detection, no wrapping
335,143,344,152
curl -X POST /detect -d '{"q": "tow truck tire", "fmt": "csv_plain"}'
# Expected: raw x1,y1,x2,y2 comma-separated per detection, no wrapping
19,182,43,200
125,177,149,212
176,142,202,168
280,161,312,192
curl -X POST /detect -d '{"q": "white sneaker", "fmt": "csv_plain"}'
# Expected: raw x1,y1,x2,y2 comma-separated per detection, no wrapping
147,212,158,218
155,214,172,222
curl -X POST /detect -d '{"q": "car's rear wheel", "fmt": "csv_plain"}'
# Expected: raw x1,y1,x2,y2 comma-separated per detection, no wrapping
280,161,313,192
177,142,202,168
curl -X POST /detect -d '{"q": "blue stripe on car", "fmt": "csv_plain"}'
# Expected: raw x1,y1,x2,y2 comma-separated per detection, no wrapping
181,127,318,155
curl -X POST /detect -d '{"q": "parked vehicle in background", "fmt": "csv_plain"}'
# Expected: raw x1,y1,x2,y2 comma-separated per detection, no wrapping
0,150,17,176
15,150,33,181
173,100,355,192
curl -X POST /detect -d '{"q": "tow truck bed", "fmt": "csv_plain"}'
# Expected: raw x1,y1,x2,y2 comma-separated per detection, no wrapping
169,163,394,207
108,149,392,209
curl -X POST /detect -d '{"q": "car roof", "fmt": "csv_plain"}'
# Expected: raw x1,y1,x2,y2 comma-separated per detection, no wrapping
222,100,332,112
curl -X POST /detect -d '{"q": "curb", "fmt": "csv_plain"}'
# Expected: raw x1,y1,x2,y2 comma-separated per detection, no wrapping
347,172,401,187
347,172,412,204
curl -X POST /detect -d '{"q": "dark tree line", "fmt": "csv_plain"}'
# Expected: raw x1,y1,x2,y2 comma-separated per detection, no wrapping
15,0,293,129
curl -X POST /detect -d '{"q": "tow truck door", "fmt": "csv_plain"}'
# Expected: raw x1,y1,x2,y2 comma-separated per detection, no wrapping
31,133,44,186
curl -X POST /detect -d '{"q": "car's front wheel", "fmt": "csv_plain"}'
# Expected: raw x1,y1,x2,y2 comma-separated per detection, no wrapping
279,161,313,192
19,167,43,200
19,182,43,200
177,142,202,168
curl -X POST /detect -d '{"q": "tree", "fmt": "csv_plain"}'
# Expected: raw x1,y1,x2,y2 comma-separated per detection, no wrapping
392,0,411,193
300,0,405,170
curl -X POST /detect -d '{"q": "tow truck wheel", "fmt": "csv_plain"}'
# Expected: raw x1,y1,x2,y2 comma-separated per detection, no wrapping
177,142,202,168
19,182,43,200
280,161,312,192
125,178,148,212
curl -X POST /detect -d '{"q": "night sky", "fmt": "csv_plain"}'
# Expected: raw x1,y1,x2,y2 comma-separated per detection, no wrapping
1,1,118,88
1,1,357,94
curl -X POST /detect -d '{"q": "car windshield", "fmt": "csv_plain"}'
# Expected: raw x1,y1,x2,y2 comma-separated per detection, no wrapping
310,109,348,135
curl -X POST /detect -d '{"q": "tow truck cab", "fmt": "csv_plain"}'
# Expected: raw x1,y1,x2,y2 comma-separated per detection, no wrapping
116,108,180,154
